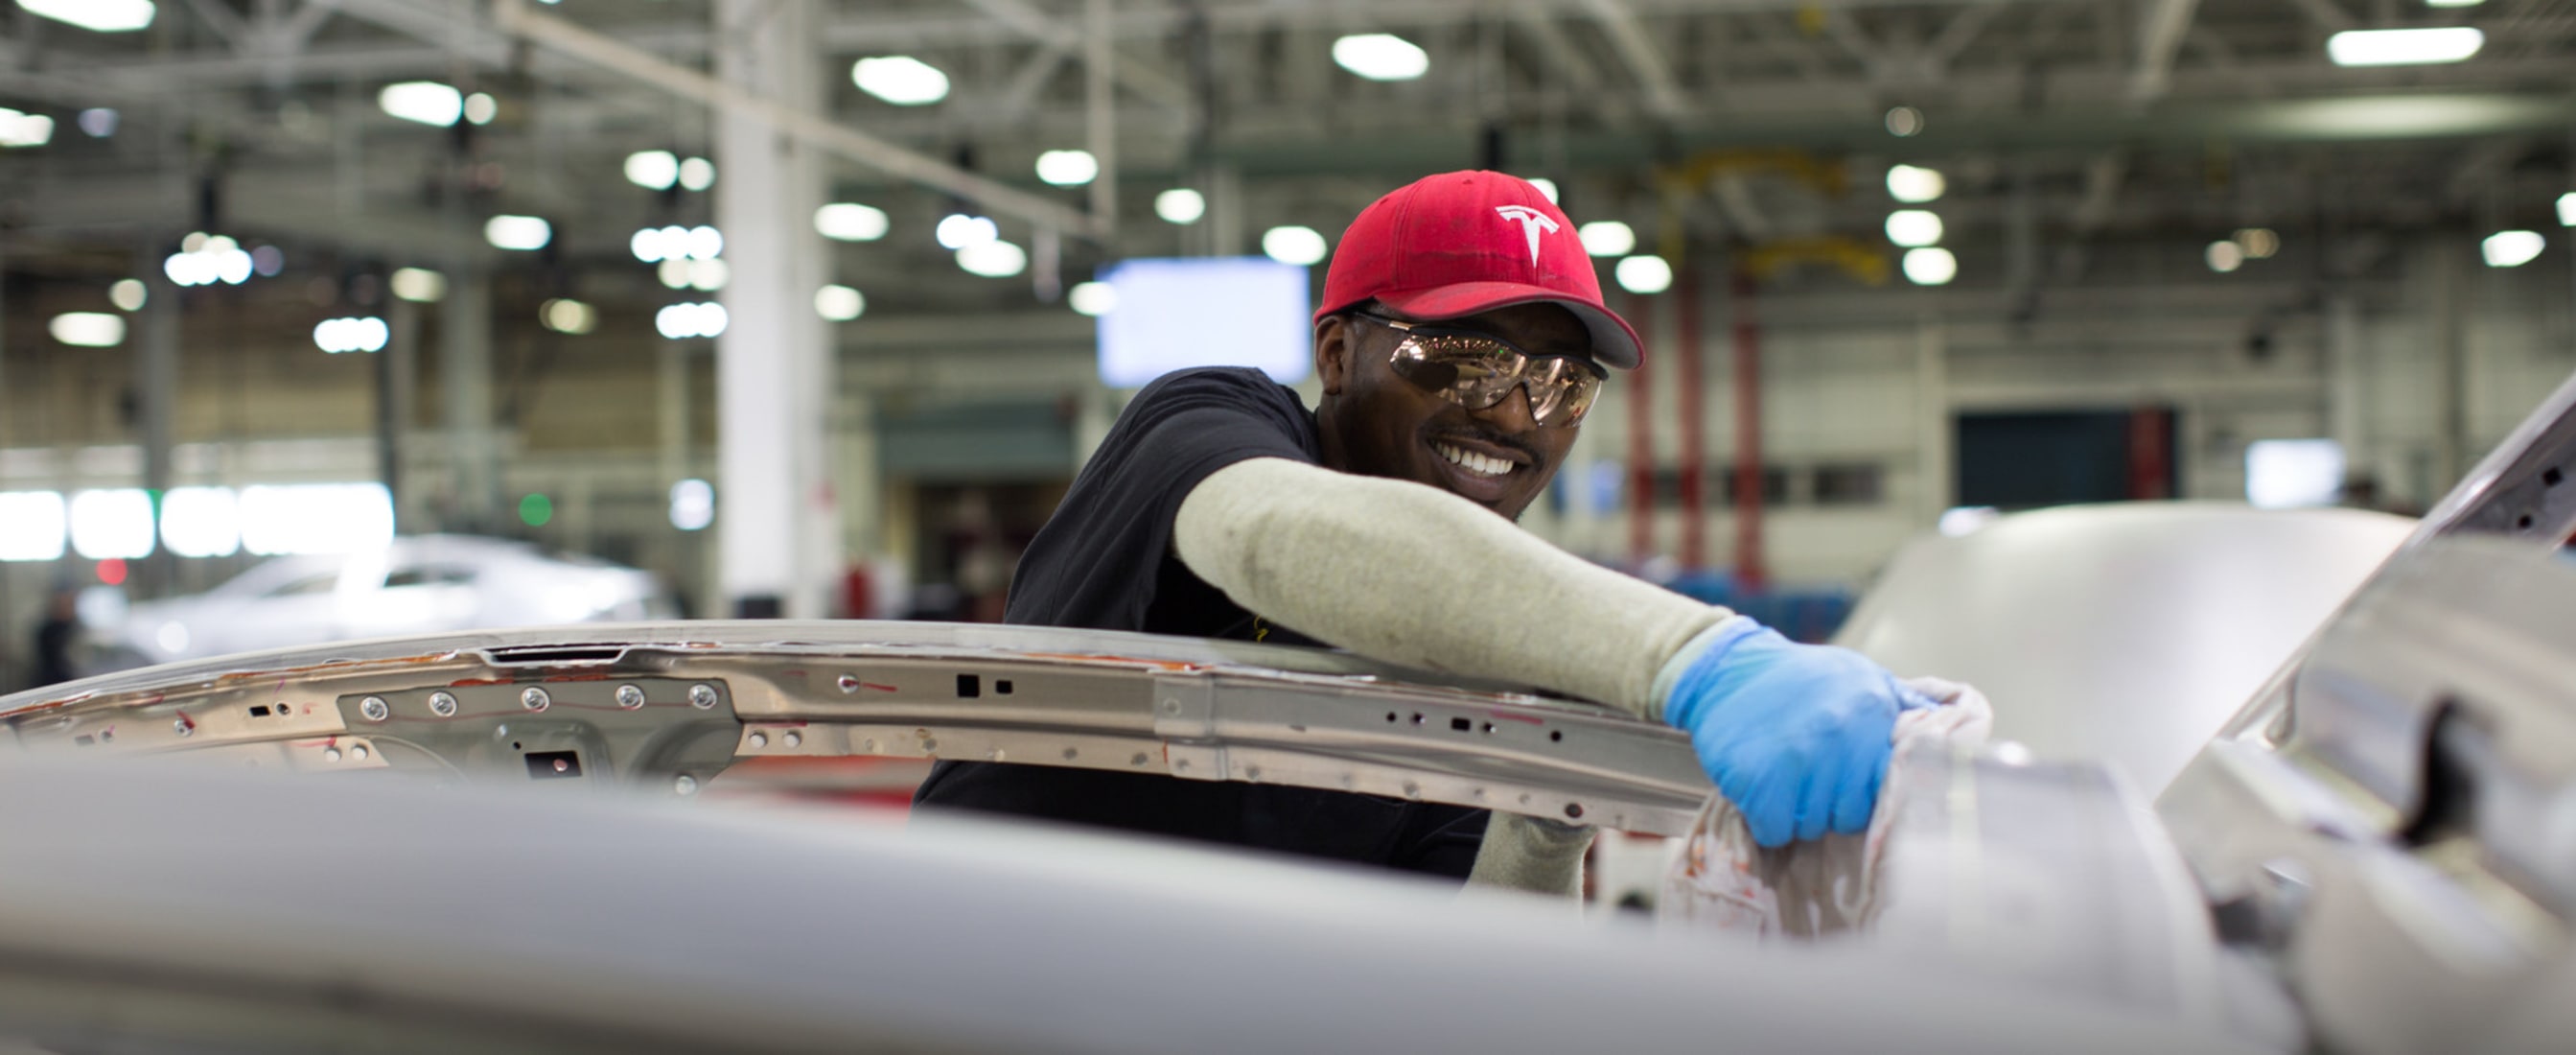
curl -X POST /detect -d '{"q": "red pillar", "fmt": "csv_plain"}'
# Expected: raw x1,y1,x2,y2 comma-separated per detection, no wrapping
1676,268,1706,571
1730,272,1767,590
1627,292,1656,566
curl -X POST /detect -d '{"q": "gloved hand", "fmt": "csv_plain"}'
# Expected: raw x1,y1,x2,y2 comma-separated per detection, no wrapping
1659,618,1934,848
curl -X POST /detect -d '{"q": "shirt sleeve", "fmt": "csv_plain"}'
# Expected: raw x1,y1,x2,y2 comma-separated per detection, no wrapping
1001,368,1317,632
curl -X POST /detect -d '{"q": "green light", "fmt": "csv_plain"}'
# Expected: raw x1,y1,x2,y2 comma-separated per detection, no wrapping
519,492,553,528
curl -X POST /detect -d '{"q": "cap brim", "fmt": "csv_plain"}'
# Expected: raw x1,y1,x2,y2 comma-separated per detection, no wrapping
1374,282,1644,370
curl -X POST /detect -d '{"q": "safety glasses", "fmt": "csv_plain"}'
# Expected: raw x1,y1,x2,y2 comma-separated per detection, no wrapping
1355,312,1607,428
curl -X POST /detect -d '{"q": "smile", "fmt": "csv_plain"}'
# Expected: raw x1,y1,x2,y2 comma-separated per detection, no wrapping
1436,442,1515,479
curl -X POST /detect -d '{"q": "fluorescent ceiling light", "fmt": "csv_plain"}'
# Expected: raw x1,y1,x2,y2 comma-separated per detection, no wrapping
15,0,154,33
852,56,950,105
77,107,115,137
2327,27,2483,67
1068,281,1117,316
463,92,498,125
957,240,1029,278
0,492,66,561
313,316,389,354
678,156,715,191
657,259,691,289
624,150,679,190
686,258,730,291
2481,230,2543,269
815,202,890,241
1613,255,1673,294
541,298,597,335
50,312,126,347
1886,164,1945,203
656,302,730,340
669,480,714,531
1332,34,1429,82
1261,225,1328,266
379,82,465,127
1885,209,1944,247
1154,189,1206,224
936,214,998,249
484,215,551,251
390,267,447,302
0,107,53,147
1035,149,1099,186
109,278,146,312
1524,177,1559,204
239,483,394,556
2424,0,2484,8
160,486,240,558
1577,221,1636,257
2246,439,2346,509
69,489,155,560
1902,246,1958,286
2206,241,2244,273
2234,227,2280,258
2557,192,2574,227
815,285,866,322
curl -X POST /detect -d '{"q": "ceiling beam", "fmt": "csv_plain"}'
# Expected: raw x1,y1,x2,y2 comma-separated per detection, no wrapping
1580,0,1689,120
2128,0,2200,106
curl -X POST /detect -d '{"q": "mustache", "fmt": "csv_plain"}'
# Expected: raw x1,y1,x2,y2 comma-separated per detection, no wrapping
1427,427,1540,463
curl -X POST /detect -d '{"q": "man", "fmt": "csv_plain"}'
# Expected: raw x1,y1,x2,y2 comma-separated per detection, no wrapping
915,171,1935,892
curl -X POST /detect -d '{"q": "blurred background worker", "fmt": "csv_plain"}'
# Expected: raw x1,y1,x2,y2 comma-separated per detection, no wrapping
27,587,80,691
916,172,1955,890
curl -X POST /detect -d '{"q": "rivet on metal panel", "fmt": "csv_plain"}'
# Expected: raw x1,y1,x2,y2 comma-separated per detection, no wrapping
688,684,718,709
173,718,192,738
521,686,550,712
921,737,939,751
360,696,390,721
1130,752,1149,766
837,674,861,693
1245,765,1262,782
1062,747,1079,761
1175,758,1193,772
749,731,768,748
352,744,370,761
324,747,342,762
674,774,699,796
615,684,646,709
783,731,801,747
430,692,459,717
1402,781,1421,800
861,738,878,752
1564,803,1586,819
1161,699,1181,715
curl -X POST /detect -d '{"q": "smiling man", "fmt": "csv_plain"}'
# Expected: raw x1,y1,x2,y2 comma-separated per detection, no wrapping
913,171,1938,893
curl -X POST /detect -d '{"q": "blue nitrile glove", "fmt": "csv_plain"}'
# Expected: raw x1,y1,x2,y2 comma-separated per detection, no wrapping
1659,619,1935,848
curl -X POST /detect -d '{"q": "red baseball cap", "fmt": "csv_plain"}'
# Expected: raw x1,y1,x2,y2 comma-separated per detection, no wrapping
1316,170,1643,369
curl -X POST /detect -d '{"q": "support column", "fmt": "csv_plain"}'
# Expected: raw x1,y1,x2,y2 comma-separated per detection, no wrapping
383,296,422,530
442,269,499,532
714,0,839,619
136,246,179,595
2323,292,2364,482
1915,317,1951,523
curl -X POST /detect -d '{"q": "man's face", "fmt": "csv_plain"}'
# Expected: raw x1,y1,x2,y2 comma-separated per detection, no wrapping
1315,301,1597,521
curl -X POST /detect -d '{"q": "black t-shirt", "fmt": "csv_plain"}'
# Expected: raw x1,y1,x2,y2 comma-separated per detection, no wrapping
912,367,1488,878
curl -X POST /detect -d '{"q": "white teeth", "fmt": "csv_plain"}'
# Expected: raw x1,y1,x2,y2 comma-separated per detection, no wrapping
1437,442,1512,479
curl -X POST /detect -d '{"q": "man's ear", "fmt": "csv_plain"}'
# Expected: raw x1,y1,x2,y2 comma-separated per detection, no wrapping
1314,315,1353,397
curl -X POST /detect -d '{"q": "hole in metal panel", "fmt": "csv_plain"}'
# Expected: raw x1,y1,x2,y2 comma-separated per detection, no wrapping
524,750,584,780
956,674,981,698
995,679,1013,694
1548,730,1563,742
249,705,272,717
2545,467,2564,487
485,645,628,666
1450,716,1473,732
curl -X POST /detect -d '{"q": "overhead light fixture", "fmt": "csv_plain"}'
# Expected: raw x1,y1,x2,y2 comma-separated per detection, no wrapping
2424,0,2484,9
161,233,253,288
655,302,730,340
238,482,394,556
657,259,691,289
1068,280,1117,316
1577,221,1636,257
2206,241,2245,272
463,92,498,126
815,284,866,322
957,240,1029,278
936,213,998,249
1035,149,1100,186
69,489,156,560
852,56,950,106
1261,225,1328,266
484,215,551,251
159,486,241,558
0,491,66,561
109,278,147,312
2327,27,2483,67
1154,188,1206,224
1885,209,1943,247
540,298,596,335
2481,230,2544,269
1886,164,1945,203
1331,34,1429,82
624,150,680,190
50,312,126,347
76,107,116,137
2557,192,2574,227
14,0,154,33
1901,246,1958,286
313,316,389,354
815,202,890,241
686,258,731,292
0,107,54,148
378,81,466,128
2235,227,2281,258
668,480,714,531
1613,255,1673,294
1524,177,1560,204
685,225,723,260
1884,106,1925,137
390,267,447,302
678,156,715,191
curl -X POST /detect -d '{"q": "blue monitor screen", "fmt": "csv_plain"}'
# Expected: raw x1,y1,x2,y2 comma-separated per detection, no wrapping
1096,256,1311,388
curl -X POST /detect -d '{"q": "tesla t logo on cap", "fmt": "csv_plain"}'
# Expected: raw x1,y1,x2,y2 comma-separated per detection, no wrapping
1493,205,1561,266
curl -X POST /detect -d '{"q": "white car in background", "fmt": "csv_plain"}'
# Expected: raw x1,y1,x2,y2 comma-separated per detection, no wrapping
106,534,677,666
